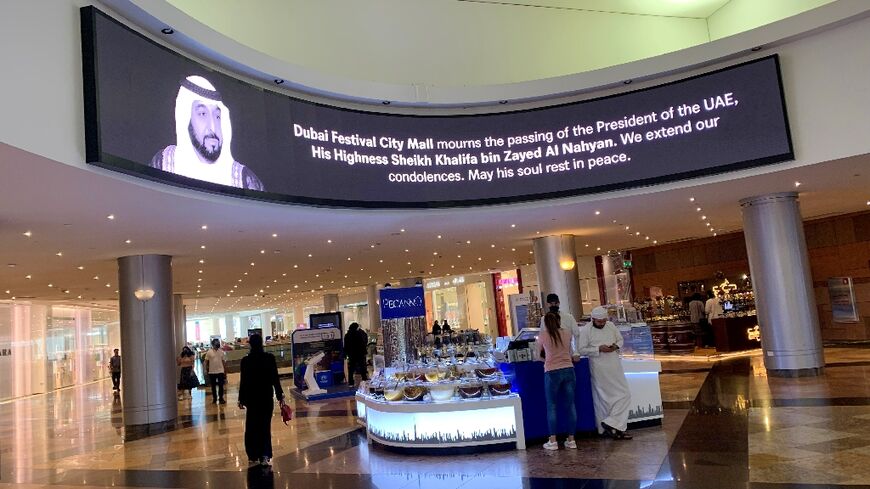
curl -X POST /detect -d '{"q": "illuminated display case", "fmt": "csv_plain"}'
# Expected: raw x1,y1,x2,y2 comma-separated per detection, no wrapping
355,354,526,450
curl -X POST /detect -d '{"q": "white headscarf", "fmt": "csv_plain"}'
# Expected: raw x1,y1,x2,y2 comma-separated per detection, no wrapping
591,306,609,320
171,75,235,184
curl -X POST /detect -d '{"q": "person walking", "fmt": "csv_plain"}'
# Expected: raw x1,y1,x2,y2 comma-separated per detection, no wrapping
108,349,122,392
535,312,578,450
204,338,227,404
176,346,199,400
344,322,368,387
576,306,633,440
238,333,285,467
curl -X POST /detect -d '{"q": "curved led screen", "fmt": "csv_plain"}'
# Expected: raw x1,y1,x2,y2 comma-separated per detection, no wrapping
81,7,793,208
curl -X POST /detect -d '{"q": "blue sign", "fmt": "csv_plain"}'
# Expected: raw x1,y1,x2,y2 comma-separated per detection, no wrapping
379,287,426,320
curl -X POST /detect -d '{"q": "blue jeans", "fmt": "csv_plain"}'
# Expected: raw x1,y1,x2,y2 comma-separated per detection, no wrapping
544,367,577,435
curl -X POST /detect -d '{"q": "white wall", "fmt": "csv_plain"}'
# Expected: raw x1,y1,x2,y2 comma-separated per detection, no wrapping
708,0,834,40
0,1,869,208
166,0,709,87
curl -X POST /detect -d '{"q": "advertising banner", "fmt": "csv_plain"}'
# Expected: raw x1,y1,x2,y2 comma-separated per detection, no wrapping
828,277,859,323
379,287,426,320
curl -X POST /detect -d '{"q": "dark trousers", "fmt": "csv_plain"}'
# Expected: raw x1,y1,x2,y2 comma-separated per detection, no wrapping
209,373,226,402
244,403,274,461
111,371,121,390
349,357,368,382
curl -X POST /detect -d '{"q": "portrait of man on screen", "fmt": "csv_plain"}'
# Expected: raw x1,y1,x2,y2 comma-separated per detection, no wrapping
150,75,264,191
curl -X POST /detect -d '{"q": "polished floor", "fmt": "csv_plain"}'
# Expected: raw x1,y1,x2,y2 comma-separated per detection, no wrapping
1,347,869,488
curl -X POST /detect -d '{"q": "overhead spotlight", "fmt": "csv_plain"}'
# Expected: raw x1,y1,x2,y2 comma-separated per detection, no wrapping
160,27,174,35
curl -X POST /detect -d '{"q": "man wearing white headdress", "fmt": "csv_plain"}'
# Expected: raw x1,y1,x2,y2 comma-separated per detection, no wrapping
575,306,633,440
151,75,264,191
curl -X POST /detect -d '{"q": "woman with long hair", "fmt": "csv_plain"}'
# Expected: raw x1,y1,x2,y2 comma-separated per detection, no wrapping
536,312,578,450
176,345,199,400
238,333,285,467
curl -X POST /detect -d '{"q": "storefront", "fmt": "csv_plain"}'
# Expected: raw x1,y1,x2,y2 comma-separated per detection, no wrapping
424,273,498,339
0,301,120,401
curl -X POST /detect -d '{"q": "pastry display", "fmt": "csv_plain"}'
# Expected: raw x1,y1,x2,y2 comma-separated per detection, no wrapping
360,338,514,404
429,383,455,401
489,381,512,396
403,386,428,401
458,384,483,399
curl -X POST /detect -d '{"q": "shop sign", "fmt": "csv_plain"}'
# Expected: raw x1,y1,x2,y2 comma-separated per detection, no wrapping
828,277,860,323
380,287,426,319
425,276,465,289
746,325,761,342
0,348,10,357
497,277,519,287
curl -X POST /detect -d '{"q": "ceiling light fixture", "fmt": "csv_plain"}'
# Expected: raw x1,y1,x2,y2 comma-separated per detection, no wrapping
23,231,32,237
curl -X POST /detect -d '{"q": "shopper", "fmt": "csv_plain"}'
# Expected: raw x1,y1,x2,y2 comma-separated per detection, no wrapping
204,338,227,404
431,320,442,336
688,293,706,347
108,349,122,392
344,322,369,386
576,306,633,440
703,290,723,347
441,319,452,334
536,312,578,450
540,293,580,347
238,333,285,467
176,346,199,400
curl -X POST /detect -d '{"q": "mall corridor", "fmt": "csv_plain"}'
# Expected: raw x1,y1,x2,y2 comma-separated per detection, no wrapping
1,347,869,488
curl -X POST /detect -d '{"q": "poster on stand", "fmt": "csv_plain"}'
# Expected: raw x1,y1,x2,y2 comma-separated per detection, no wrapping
379,287,427,365
290,327,344,390
828,277,859,323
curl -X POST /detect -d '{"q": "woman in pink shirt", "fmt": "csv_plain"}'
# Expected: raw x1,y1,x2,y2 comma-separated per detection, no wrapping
536,312,577,450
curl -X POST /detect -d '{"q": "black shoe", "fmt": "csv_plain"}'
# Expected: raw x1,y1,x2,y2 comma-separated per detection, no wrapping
614,430,633,440
600,421,616,438
219,399,227,405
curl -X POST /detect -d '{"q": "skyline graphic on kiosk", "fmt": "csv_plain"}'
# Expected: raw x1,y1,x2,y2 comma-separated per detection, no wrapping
82,7,793,208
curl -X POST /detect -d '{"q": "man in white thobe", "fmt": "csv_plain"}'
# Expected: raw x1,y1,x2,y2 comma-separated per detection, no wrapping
575,306,633,440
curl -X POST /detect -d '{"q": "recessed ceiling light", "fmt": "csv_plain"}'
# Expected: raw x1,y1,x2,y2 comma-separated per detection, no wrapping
696,207,702,212
93,276,99,280
379,259,384,263
308,254,313,258
107,214,115,220
689,197,695,202
706,223,711,227
596,248,601,251
400,229,405,233
201,225,208,230
250,262,255,266
200,245,206,249
25,275,32,279
272,233,278,238
23,231,32,237
105,283,111,288
56,252,63,257
594,211,601,215
510,224,516,228
466,240,471,244
794,181,801,187
47,284,53,288
293,264,298,268
653,240,658,244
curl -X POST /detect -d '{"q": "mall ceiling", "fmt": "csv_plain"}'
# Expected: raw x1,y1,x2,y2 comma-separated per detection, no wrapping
1,142,868,314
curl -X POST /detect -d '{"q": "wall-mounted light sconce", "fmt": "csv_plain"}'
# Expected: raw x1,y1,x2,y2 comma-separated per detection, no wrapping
134,289,155,301
559,260,576,271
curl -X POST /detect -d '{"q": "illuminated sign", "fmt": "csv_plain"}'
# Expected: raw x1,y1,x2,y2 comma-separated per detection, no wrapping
379,287,427,319
747,325,761,342
366,405,517,446
82,7,793,208
425,276,466,289
497,277,519,287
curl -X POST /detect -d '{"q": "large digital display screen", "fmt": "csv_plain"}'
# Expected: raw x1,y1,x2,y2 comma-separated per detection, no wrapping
82,7,793,208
